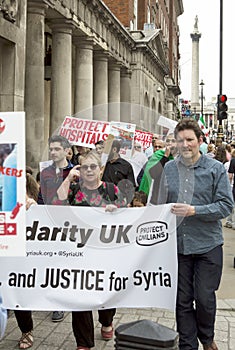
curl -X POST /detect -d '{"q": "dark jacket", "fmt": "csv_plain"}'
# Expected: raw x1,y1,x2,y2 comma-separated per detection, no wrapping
37,161,74,204
102,157,136,203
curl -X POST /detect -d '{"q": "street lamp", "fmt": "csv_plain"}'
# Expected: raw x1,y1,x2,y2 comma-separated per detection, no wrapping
199,79,205,118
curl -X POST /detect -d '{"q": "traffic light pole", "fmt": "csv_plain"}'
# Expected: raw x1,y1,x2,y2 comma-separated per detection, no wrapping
217,0,223,145
219,0,223,96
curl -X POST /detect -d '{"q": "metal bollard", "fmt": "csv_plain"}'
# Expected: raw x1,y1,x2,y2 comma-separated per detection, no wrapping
115,319,178,349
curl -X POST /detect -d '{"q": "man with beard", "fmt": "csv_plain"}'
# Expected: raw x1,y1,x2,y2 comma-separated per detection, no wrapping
101,139,135,203
139,135,178,202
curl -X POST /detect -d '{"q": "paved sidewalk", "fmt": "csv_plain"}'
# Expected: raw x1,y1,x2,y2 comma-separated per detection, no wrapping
1,224,235,349
1,300,235,349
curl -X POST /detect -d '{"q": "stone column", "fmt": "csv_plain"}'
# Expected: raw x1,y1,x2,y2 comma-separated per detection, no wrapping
190,16,201,109
50,21,74,134
25,1,47,168
0,42,15,111
74,37,93,120
108,61,121,122
93,51,108,121
120,68,132,123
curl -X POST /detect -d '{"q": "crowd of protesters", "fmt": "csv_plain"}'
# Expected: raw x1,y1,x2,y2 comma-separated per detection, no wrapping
1,118,235,350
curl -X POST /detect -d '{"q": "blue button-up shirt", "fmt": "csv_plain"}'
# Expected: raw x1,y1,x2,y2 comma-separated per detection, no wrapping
158,154,234,254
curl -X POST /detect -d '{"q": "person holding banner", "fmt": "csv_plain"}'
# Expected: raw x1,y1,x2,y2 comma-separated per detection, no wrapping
38,135,74,205
13,173,38,349
55,151,126,350
158,119,233,350
38,135,74,322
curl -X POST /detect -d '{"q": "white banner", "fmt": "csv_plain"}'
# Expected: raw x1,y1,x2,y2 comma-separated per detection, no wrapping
0,204,177,311
109,122,136,160
0,112,26,256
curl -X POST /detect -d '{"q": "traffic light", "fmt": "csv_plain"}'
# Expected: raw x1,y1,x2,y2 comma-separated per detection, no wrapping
217,94,228,120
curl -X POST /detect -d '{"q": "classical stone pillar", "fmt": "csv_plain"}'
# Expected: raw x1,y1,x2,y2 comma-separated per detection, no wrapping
25,1,47,168
120,68,132,123
108,61,121,122
93,51,108,121
190,16,201,109
0,42,15,111
50,21,74,134
74,37,93,119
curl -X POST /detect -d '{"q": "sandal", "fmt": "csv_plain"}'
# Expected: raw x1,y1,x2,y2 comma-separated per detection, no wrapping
18,331,33,349
101,324,114,340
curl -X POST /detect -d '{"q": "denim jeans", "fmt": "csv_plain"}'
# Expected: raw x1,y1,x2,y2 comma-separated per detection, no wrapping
176,245,223,350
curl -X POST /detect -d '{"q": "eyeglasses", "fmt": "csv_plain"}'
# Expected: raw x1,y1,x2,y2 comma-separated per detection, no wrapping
80,164,98,171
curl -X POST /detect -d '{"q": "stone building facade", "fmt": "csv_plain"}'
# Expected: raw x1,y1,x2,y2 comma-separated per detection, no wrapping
0,0,183,167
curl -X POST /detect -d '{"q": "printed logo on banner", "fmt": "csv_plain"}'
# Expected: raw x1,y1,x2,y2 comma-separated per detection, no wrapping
0,213,17,235
136,221,168,246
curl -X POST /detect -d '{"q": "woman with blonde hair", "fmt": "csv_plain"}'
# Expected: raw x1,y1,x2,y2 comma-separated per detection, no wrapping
206,144,215,158
55,150,126,350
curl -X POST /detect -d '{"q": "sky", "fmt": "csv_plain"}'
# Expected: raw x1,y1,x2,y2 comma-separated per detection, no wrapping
178,0,235,102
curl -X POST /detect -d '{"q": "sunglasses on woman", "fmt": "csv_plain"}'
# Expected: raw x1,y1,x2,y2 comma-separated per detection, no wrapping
80,164,98,171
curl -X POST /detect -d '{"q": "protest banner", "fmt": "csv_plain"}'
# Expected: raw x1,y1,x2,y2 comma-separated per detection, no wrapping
0,204,177,311
134,129,153,150
0,112,25,256
109,122,136,160
158,115,178,135
59,116,110,147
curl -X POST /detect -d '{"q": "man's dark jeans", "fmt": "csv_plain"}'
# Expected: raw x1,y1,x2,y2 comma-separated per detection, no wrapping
177,245,223,350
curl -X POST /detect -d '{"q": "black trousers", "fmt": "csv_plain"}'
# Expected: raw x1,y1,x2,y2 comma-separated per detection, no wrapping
72,308,116,348
176,246,223,350
14,310,33,333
